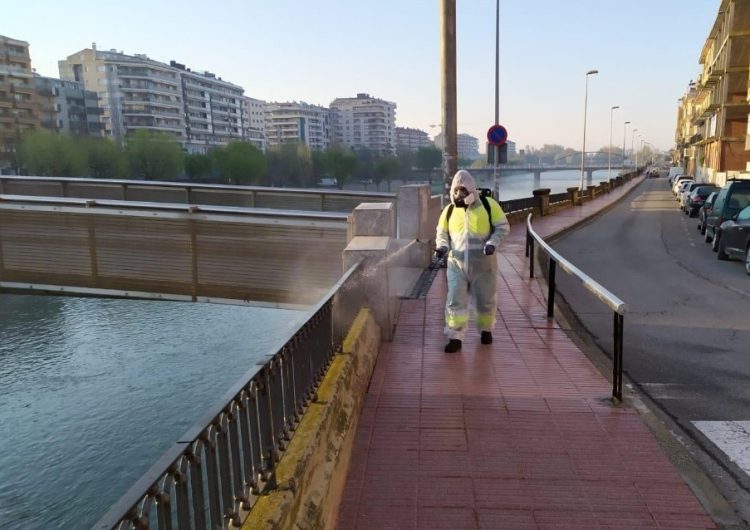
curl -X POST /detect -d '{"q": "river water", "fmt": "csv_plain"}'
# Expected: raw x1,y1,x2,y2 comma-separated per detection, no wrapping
486,169,617,200
0,294,301,529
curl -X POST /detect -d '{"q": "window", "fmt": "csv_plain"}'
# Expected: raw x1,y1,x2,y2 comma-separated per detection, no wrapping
737,205,750,221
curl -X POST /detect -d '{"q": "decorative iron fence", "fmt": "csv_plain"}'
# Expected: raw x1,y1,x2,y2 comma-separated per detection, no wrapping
92,262,363,530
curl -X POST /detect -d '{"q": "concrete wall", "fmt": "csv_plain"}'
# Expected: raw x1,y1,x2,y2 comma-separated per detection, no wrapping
242,309,381,530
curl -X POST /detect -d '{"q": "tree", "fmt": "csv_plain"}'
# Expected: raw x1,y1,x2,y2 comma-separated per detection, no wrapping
184,153,214,180
374,155,400,192
415,146,442,186
125,130,184,180
19,131,86,177
82,138,127,178
215,142,266,184
325,145,358,189
265,142,314,187
395,148,415,182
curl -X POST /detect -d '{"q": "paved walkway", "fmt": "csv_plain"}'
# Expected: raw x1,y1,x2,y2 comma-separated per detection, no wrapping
335,178,717,529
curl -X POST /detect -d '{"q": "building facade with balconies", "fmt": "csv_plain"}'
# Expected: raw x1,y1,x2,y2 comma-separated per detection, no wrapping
677,0,750,184
33,75,102,137
265,101,330,151
395,127,431,151
59,48,185,145
242,96,266,151
330,93,396,154
59,48,253,153
0,35,41,171
434,132,481,160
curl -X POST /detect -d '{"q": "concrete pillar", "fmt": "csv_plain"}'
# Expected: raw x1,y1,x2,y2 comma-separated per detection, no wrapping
609,178,617,190
397,184,431,240
586,168,595,187
350,202,395,238
589,186,598,200
532,188,551,216
533,169,542,190
343,236,394,341
567,186,580,206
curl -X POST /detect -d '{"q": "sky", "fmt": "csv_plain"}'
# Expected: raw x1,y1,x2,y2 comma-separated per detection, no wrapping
2,0,719,153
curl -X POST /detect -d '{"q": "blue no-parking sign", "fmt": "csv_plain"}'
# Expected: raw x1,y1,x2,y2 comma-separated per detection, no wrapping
487,124,508,146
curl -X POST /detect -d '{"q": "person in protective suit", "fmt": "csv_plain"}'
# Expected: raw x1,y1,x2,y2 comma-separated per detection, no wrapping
435,169,510,353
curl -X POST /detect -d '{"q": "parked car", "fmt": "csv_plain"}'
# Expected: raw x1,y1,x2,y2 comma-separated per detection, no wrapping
317,178,337,187
714,204,750,273
667,167,685,182
675,179,694,200
697,191,718,234
672,176,693,195
679,182,705,209
706,180,750,245
686,186,719,217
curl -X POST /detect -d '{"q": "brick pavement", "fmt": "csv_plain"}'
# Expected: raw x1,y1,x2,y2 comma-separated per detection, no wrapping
335,177,717,529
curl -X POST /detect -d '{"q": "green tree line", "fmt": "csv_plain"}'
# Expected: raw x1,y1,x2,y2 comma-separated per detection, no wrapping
17,130,447,191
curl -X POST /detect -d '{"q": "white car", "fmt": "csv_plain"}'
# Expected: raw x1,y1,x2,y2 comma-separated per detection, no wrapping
673,177,693,195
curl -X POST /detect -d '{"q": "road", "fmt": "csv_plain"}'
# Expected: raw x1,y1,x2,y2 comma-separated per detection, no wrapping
551,177,750,492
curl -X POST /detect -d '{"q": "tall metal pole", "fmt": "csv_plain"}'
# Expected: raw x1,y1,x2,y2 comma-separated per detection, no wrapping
441,0,458,203
492,0,500,198
631,128,638,170
622,121,630,172
579,69,598,191
608,105,619,180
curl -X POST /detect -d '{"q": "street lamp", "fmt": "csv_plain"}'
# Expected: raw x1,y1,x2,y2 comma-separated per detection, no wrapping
630,128,638,169
580,69,599,191
636,134,643,170
608,105,619,180
622,121,631,171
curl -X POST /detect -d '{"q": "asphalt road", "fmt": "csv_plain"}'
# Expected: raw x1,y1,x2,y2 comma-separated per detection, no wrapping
552,177,750,487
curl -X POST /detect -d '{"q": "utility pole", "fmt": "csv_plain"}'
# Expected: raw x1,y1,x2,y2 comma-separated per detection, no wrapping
440,0,457,203
492,0,500,198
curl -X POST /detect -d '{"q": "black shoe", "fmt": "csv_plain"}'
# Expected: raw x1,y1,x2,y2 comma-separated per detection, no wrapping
481,331,493,345
444,339,462,353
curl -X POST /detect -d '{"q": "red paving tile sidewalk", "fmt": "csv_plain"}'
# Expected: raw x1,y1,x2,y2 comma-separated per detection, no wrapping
335,177,717,530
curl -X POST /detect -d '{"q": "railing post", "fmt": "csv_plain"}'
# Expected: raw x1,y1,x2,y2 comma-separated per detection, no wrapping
547,257,556,318
613,312,624,401
529,236,535,278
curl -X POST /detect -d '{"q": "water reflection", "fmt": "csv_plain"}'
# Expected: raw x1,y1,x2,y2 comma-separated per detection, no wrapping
0,294,301,529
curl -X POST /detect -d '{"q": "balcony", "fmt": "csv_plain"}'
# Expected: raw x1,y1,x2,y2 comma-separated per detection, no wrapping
10,84,34,94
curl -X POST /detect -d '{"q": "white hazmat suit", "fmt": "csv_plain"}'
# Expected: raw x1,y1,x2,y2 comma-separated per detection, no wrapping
435,170,510,352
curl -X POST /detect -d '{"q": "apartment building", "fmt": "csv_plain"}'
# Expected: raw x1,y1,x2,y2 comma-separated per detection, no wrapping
434,132,481,160
34,75,102,136
330,93,396,154
59,47,250,153
675,0,750,184
0,35,41,170
396,127,431,151
242,96,266,151
265,101,330,151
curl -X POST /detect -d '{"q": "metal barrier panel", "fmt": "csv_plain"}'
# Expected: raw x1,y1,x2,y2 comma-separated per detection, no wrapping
0,205,348,306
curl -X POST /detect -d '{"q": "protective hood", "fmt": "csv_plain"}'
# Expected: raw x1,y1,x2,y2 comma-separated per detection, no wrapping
450,169,478,206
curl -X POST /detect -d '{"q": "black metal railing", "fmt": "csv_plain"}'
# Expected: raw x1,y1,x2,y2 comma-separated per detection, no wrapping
499,196,538,214
93,262,363,530
548,191,569,204
525,214,627,400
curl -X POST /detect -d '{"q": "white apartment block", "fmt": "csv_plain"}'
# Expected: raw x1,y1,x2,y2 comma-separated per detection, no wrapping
330,93,396,154
242,96,266,151
434,132,481,160
172,60,245,154
58,47,250,153
396,127,431,151
265,101,330,151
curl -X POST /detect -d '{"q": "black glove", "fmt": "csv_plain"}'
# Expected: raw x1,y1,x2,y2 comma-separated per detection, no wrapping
435,246,448,259
483,244,496,256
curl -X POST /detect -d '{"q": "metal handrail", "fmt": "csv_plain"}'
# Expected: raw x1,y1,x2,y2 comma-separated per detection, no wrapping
92,262,363,530
525,213,628,400
0,175,397,199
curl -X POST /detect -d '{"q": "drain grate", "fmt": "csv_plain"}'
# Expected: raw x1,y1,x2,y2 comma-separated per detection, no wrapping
404,256,445,299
